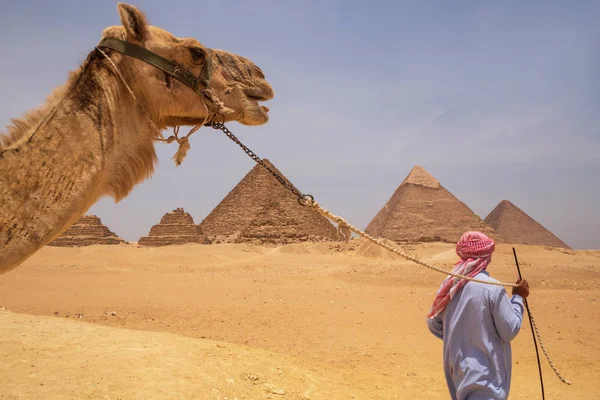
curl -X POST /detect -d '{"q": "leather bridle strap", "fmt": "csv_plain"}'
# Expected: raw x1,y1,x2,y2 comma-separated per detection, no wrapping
96,37,213,92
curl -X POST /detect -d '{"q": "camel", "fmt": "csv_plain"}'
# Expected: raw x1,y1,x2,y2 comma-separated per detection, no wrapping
0,3,274,273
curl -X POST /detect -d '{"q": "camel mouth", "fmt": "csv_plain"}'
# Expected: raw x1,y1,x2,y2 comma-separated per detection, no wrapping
237,92,271,126
240,87,273,121
245,86,273,117
247,96,270,115
243,86,274,103
246,93,270,102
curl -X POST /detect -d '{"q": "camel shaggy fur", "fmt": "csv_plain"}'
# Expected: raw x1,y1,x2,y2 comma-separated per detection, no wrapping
0,3,274,273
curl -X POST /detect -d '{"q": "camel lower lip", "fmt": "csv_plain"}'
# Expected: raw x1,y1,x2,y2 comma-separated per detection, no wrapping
247,97,269,113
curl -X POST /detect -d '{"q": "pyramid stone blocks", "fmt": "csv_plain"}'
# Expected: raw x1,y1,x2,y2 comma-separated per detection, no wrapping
48,215,125,247
485,200,570,249
138,208,208,246
200,160,338,244
365,165,499,243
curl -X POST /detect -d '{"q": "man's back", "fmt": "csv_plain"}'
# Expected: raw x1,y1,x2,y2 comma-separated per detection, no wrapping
427,271,524,400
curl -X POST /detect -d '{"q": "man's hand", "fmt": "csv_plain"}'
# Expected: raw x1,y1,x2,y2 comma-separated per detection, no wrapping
513,278,530,299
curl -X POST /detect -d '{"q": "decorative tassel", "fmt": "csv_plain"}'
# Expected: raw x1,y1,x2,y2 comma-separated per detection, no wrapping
158,125,202,167
172,136,190,166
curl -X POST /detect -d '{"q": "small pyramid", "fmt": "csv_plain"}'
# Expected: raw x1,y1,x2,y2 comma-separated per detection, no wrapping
48,215,126,247
138,208,208,246
199,160,338,244
485,200,571,249
365,165,499,243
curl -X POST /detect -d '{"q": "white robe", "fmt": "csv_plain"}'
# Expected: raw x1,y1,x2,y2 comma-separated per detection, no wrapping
427,271,524,400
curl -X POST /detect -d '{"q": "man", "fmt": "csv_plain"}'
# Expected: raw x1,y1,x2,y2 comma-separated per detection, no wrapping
427,231,530,400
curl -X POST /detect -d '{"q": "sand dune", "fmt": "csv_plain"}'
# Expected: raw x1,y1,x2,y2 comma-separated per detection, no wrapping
0,311,348,399
1,240,599,399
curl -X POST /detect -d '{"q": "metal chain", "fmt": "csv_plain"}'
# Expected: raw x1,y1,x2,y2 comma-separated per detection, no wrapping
207,121,311,204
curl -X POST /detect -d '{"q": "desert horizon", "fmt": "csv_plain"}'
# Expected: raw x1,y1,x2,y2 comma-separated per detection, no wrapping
1,240,598,399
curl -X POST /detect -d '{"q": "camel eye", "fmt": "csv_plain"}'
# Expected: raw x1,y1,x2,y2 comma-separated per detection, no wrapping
189,47,205,62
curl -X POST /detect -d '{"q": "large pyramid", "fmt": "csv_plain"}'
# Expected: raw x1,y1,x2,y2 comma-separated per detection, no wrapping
484,200,571,249
365,165,499,243
138,208,209,246
48,215,126,247
199,160,338,244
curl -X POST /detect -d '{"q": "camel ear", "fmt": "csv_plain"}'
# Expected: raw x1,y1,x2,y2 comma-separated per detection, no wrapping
117,3,148,42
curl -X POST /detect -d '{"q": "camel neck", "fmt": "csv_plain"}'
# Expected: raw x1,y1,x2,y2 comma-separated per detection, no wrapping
0,54,156,273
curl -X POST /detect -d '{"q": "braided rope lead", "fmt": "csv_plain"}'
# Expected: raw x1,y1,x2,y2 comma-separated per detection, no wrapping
208,120,571,385
529,305,572,385
306,199,517,287
305,198,571,384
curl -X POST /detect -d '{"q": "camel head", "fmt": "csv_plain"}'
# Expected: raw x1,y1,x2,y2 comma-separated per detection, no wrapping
0,3,276,274
102,3,274,128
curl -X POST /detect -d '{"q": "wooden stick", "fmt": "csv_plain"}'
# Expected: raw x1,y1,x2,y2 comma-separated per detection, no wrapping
512,247,545,400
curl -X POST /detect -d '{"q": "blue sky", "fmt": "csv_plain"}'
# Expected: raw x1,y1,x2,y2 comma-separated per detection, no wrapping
1,1,598,249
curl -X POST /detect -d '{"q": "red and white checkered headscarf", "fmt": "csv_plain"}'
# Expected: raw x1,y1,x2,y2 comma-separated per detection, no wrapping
427,231,496,319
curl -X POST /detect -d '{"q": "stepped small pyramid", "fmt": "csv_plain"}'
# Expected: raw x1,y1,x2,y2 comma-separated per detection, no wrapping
485,200,571,249
48,215,126,247
138,208,208,246
365,165,499,243
199,160,338,244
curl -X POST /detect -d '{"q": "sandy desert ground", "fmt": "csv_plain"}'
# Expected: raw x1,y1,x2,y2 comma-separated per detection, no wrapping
1,240,599,399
